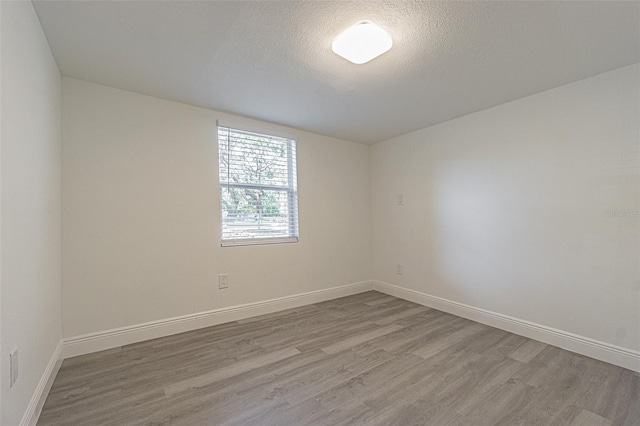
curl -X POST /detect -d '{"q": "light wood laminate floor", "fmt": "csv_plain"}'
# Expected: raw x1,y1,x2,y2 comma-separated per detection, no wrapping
39,291,639,425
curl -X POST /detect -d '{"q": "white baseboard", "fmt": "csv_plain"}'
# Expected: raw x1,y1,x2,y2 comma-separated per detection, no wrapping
20,340,63,426
374,281,640,373
25,280,638,426
62,281,374,359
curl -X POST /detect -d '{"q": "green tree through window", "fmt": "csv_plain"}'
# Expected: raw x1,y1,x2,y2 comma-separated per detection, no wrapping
218,126,298,245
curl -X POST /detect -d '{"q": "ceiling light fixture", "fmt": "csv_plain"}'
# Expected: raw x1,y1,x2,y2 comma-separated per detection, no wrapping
332,22,392,65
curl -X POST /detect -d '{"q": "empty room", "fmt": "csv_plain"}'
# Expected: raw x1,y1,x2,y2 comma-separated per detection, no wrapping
1,1,639,425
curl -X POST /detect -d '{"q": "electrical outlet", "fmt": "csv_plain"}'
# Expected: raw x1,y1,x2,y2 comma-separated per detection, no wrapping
218,274,229,289
397,194,404,206
396,264,403,275
10,347,18,388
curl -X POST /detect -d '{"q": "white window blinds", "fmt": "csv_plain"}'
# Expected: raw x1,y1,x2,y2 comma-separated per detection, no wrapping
218,125,299,246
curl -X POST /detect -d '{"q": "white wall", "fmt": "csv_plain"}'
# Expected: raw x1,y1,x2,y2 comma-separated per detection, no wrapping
1,5,636,420
62,78,371,338
1,1,62,424
372,64,639,353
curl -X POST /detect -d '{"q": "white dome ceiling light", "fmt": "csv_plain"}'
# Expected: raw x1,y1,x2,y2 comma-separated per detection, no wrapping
331,22,393,65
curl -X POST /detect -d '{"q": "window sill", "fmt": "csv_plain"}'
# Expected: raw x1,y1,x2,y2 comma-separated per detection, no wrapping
221,236,299,247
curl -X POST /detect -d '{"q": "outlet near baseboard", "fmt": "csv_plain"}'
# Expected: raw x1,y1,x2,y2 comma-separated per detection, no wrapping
219,274,229,289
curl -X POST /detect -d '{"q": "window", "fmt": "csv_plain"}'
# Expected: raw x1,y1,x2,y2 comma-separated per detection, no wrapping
218,125,299,246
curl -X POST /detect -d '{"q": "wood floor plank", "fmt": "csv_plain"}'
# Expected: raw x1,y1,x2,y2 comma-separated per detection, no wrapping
293,320,382,353
611,372,640,426
311,353,424,411
38,291,640,426
480,333,530,360
463,380,543,425
552,406,612,426
576,366,639,423
373,305,429,326
441,356,525,416
364,295,398,306
411,321,488,359
508,338,549,364
321,324,403,355
234,348,362,403
373,315,468,356
163,346,300,396
507,372,584,426
569,409,612,426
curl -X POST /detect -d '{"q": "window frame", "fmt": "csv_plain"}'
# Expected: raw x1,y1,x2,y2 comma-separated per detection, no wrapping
217,123,299,247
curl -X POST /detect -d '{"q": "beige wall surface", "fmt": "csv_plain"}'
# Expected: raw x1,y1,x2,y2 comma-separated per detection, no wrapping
62,78,372,337
372,64,639,352
1,2,63,424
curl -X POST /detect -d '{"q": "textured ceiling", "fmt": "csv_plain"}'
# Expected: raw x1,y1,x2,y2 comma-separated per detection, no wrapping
33,1,640,144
